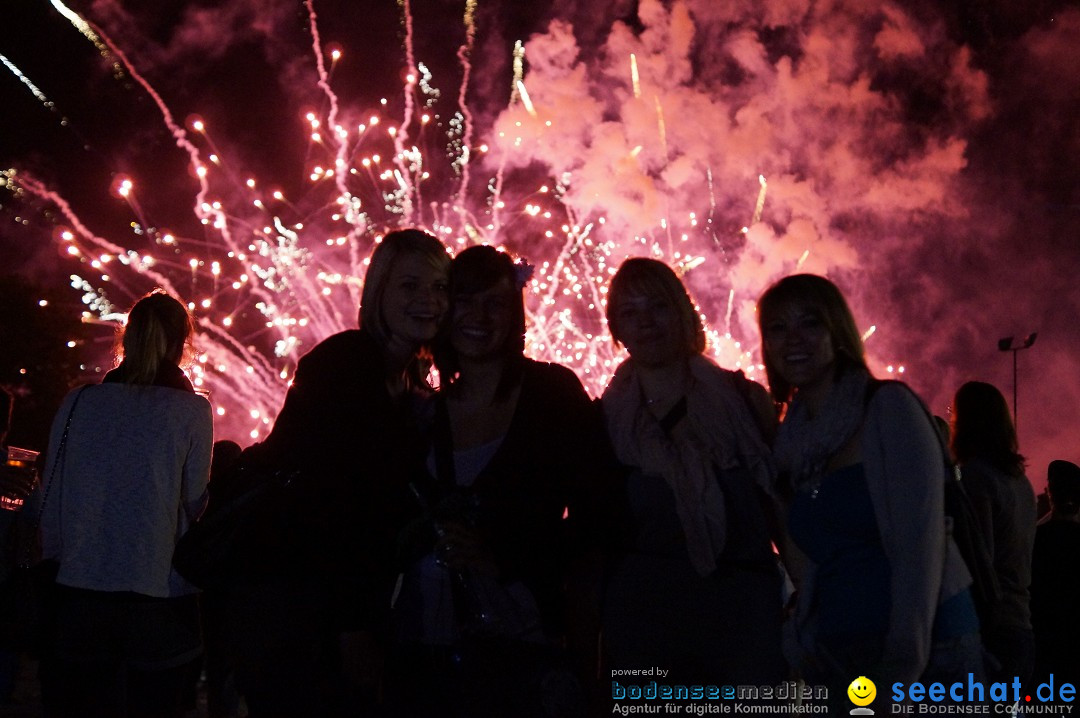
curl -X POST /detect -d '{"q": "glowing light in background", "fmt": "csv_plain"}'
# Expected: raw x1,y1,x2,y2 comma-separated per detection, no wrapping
1,0,980,444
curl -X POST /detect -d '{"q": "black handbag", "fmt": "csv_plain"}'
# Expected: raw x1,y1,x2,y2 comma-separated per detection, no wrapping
172,461,301,590
1,560,59,656
947,464,1002,634
866,380,1002,633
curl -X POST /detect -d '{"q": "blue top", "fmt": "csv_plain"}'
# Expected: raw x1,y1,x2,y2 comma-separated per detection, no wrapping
789,463,979,646
789,463,892,642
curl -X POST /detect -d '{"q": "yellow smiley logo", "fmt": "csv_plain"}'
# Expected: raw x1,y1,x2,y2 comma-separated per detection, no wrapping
848,676,876,707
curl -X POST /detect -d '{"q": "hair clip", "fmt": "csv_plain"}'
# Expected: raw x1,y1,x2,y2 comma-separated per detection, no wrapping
513,260,535,290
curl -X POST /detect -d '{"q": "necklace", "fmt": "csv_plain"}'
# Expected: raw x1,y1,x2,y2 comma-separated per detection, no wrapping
804,461,826,500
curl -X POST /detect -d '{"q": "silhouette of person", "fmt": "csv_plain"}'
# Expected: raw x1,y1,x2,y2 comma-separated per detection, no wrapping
0,388,35,509
36,290,212,716
389,245,611,717
1030,459,1080,687
199,439,243,718
0,387,32,704
950,380,1037,684
601,258,785,688
223,228,450,716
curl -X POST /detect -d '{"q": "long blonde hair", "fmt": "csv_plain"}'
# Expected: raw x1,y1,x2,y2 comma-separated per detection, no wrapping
118,291,195,385
358,228,450,348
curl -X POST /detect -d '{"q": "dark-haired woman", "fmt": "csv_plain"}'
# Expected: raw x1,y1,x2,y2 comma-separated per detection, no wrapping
950,380,1036,683
389,244,611,717
600,257,785,687
758,274,982,705
224,228,450,716
37,290,213,715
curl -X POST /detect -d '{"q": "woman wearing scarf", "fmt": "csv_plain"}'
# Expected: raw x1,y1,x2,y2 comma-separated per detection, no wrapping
758,274,982,707
600,258,785,686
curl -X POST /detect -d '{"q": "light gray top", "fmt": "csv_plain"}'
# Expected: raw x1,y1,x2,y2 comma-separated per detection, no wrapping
962,456,1037,631
788,382,973,684
38,383,212,598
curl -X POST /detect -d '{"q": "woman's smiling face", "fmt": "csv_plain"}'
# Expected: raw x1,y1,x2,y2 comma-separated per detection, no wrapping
450,275,517,362
611,288,688,368
379,252,449,346
762,300,836,394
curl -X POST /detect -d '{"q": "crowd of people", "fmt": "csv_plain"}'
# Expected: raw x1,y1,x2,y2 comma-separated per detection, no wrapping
0,227,1076,717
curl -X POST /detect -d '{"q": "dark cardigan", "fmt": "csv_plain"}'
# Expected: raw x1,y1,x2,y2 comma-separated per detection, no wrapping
425,358,616,636
236,329,428,632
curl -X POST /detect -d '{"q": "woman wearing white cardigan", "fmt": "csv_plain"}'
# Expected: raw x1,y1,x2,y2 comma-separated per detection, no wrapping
758,274,982,709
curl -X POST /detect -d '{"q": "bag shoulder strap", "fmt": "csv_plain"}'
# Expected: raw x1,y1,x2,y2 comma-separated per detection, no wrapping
728,368,776,442
864,378,956,477
865,380,1002,622
22,385,89,568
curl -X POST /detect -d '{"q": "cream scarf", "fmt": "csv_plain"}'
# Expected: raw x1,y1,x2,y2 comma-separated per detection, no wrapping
602,355,776,576
772,365,871,491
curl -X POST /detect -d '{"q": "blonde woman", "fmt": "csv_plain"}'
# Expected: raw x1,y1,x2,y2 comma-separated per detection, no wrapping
39,290,212,716
225,228,451,716
601,258,785,686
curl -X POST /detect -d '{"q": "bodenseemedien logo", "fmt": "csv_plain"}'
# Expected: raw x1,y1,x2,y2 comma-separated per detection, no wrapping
610,676,831,713
849,676,877,715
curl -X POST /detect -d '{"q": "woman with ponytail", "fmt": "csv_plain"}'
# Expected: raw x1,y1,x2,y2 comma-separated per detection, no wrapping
102,290,200,389
37,290,213,716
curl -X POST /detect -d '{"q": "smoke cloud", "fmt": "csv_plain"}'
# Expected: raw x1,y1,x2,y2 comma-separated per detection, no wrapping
483,0,1078,485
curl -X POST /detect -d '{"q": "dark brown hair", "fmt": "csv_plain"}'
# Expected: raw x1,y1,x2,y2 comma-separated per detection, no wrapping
757,274,866,402
435,245,526,386
950,381,1026,477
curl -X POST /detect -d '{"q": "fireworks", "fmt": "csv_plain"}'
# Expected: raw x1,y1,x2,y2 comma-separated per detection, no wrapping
3,0,980,443
0,54,51,108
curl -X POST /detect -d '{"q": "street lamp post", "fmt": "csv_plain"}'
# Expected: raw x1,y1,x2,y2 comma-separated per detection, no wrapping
997,333,1038,435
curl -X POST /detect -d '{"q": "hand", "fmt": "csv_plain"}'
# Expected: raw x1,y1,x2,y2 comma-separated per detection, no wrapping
434,520,499,578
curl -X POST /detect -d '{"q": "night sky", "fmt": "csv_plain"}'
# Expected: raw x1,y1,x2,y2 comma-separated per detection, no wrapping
1,0,1077,489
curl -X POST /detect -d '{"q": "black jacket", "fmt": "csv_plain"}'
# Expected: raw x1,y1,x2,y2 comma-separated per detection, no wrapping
425,359,616,636
236,329,427,633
